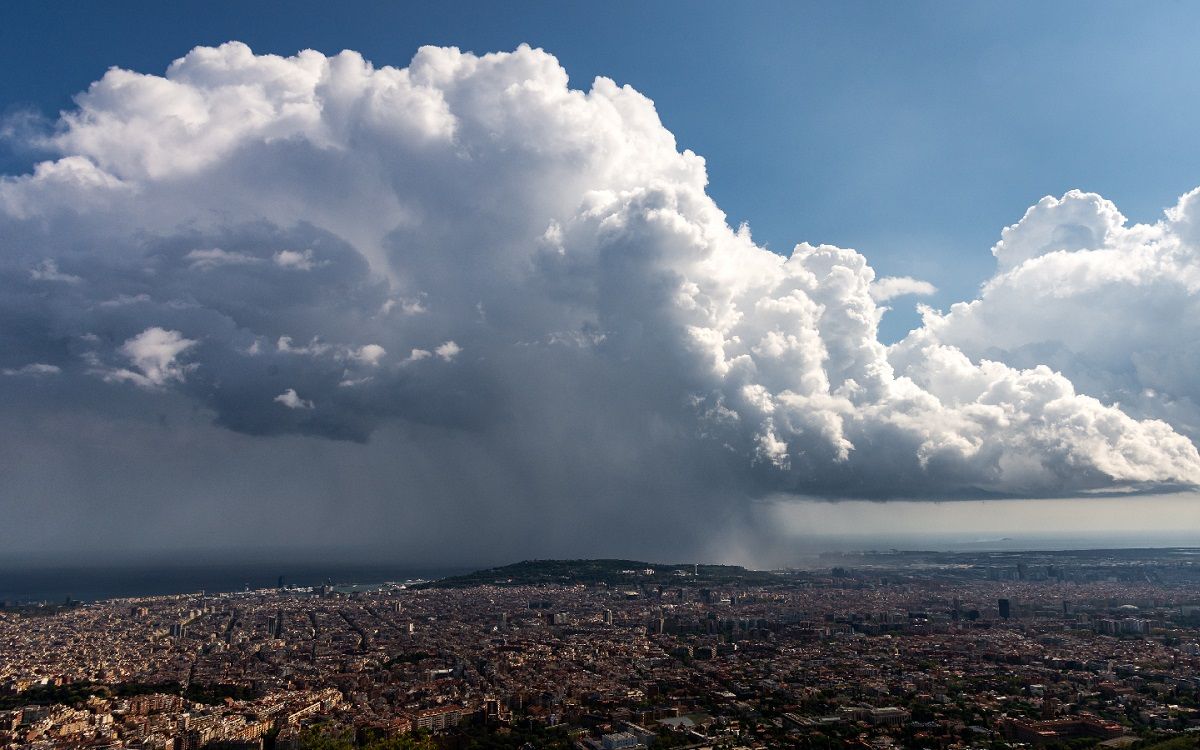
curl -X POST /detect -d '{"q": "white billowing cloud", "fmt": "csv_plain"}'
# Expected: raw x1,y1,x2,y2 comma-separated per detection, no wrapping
870,276,937,302
104,327,197,388
273,249,317,270
990,190,1127,270
274,388,314,409
186,247,261,270
664,237,1200,494
0,40,1197,513
898,186,1200,444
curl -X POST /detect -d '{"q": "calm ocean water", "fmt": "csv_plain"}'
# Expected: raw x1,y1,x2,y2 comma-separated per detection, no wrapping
0,563,468,604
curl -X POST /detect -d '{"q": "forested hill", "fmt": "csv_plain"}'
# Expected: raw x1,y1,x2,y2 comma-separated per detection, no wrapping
419,558,784,589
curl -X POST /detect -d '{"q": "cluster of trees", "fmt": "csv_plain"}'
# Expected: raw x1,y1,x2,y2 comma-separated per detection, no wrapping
0,681,186,710
0,683,104,710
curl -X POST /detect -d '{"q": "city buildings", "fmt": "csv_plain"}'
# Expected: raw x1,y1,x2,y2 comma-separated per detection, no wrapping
3,549,1200,748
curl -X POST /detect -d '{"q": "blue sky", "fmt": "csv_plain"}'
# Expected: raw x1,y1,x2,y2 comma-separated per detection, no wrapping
5,1,1200,340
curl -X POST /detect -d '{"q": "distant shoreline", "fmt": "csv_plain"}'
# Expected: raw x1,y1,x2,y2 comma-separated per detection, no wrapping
4,545,1200,605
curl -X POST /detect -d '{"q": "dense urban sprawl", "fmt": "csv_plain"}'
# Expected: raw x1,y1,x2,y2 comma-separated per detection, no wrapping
4,550,1200,749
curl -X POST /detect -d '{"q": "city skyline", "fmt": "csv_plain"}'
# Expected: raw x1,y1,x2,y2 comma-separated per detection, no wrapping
4,3,1200,566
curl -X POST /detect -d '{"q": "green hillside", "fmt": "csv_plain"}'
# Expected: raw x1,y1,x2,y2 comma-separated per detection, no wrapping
419,558,783,589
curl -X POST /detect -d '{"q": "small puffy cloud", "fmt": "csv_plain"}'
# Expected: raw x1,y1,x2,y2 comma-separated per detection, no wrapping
338,373,373,387
274,388,314,409
434,341,461,361
351,344,386,366
273,249,317,270
2,363,61,377
870,276,937,302
104,327,197,388
380,296,427,316
276,336,332,357
98,293,152,307
30,258,82,284
185,247,261,271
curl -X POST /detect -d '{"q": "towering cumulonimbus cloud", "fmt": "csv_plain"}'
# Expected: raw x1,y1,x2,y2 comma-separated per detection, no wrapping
1,41,1198,558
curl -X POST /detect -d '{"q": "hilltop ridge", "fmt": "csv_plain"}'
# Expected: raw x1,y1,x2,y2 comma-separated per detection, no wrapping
418,558,784,589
